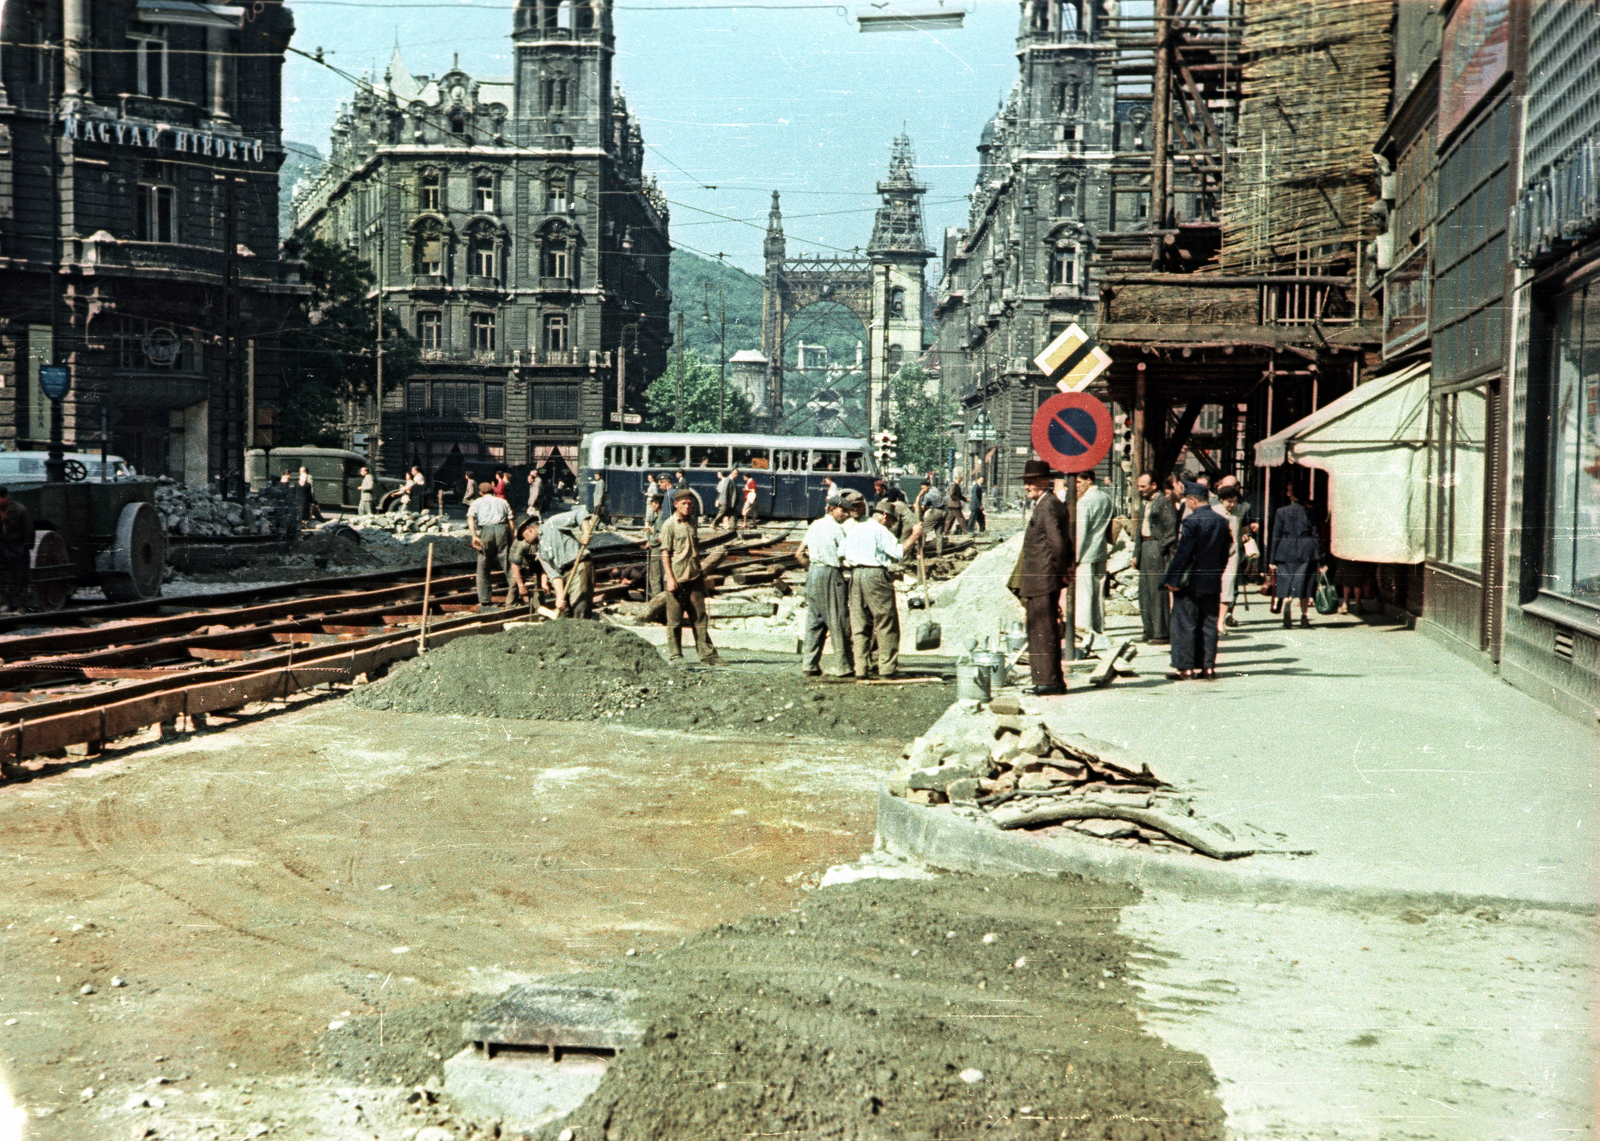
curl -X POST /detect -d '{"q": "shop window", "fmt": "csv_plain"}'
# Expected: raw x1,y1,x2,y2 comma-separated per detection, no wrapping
434,381,480,418
1543,280,1600,604
471,312,496,352
417,311,441,350
1427,386,1488,574
529,384,581,420
407,381,427,410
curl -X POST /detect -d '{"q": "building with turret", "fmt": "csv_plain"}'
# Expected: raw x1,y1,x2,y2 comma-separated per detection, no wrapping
292,0,670,481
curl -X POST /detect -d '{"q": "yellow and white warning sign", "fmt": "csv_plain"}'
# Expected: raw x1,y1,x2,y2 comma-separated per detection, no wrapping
1034,323,1112,393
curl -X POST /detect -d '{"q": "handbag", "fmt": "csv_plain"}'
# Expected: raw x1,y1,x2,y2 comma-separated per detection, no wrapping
1313,571,1338,614
1259,565,1277,594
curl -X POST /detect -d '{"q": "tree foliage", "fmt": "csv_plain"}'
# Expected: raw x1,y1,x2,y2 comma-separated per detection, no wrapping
887,364,957,475
643,351,755,434
278,238,418,447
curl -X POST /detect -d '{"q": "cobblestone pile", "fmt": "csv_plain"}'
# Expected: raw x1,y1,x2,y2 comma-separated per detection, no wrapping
154,480,274,537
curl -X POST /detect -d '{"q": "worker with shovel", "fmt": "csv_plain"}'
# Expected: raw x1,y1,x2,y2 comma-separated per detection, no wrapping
537,504,596,618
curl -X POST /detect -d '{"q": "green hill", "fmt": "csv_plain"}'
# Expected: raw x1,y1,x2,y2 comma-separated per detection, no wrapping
279,141,324,241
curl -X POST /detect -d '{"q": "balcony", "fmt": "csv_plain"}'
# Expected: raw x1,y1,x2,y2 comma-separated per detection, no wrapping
525,349,577,366
465,274,503,292
539,276,577,292
412,273,447,289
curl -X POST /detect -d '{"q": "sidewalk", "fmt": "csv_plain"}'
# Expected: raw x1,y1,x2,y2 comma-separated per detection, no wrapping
886,603,1600,911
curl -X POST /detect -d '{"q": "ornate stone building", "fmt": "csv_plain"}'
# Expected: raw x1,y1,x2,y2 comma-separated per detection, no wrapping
293,0,671,479
928,0,1117,493
0,0,301,484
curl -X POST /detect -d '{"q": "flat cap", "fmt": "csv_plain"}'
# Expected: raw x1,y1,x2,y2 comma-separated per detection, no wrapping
672,487,696,502
872,499,895,516
825,494,848,508
1182,479,1208,499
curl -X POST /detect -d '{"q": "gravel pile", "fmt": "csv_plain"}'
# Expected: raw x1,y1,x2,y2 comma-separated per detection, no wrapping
350,621,955,739
154,480,274,537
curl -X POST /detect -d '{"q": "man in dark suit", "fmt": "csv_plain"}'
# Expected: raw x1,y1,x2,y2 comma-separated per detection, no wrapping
1008,459,1074,695
1163,480,1234,679
1132,471,1180,643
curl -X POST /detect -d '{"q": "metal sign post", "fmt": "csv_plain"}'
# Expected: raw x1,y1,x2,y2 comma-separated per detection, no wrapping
40,366,70,483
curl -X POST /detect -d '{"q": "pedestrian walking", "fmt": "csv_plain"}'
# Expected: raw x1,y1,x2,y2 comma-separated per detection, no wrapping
467,482,514,609
537,504,596,618
492,469,510,499
945,476,968,534
967,475,986,533
1073,470,1113,651
796,494,853,678
739,473,758,531
525,469,542,519
1007,459,1072,695
660,489,720,663
1269,481,1325,628
0,487,34,613
1213,474,1258,622
1132,471,1179,643
843,501,905,680
297,466,324,522
642,473,675,600
405,466,428,515
462,471,479,506
357,466,375,517
589,471,608,524
917,480,947,557
1163,480,1233,680
873,477,906,504
1215,482,1243,636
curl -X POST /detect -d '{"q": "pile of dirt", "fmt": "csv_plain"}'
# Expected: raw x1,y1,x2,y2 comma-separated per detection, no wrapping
313,996,490,1086
531,874,1225,1141
350,622,954,739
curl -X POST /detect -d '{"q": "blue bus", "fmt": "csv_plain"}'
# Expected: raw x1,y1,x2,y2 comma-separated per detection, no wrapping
578,431,880,522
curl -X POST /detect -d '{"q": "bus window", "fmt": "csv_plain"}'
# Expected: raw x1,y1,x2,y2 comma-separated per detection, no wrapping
731,445,769,469
605,445,643,468
648,444,686,467
812,450,841,472
690,445,729,468
772,448,806,472
844,451,865,473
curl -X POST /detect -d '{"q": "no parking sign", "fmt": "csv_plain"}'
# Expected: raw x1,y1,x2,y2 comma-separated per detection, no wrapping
1030,392,1112,475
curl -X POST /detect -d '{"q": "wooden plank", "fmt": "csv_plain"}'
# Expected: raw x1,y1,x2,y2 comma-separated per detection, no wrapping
102,690,186,740
19,708,105,758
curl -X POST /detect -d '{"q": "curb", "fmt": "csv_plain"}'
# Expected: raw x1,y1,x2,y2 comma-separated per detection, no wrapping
875,786,1599,917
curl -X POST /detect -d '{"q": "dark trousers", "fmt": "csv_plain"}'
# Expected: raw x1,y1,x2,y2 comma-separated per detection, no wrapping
1023,592,1064,688
665,574,716,660
1138,539,1171,641
802,564,852,674
0,547,29,610
1170,589,1220,671
968,508,985,534
475,523,511,605
920,510,946,555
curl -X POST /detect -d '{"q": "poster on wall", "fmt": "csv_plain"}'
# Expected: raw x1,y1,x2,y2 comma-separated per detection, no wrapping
1439,0,1509,141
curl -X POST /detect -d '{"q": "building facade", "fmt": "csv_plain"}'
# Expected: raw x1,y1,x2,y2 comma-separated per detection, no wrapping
929,0,1115,494
292,0,671,480
0,0,302,484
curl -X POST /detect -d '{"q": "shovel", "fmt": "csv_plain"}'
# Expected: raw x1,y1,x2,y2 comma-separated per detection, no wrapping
913,537,941,650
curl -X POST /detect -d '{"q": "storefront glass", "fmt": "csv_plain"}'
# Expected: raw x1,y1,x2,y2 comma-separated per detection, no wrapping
1545,280,1600,604
1428,386,1487,573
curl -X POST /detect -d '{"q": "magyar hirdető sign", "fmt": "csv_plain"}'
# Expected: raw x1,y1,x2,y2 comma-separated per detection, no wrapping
60,114,267,164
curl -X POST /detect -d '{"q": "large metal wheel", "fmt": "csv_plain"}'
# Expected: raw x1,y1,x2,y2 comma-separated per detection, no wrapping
29,530,73,611
98,501,167,602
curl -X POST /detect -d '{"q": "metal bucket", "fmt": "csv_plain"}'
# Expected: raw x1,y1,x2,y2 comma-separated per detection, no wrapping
971,649,1008,692
1005,624,1028,652
956,660,991,702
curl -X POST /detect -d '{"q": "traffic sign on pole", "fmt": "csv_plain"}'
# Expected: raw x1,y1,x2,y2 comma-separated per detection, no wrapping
39,366,70,401
1034,323,1112,393
1031,391,1113,474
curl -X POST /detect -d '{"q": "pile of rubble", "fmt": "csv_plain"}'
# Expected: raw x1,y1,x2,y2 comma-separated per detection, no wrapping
354,510,464,537
890,713,1287,860
154,480,275,537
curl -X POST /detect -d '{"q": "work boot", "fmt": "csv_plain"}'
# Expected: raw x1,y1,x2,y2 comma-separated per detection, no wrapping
666,631,684,660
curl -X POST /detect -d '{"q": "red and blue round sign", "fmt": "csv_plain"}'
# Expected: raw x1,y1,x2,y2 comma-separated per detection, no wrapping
1030,392,1112,475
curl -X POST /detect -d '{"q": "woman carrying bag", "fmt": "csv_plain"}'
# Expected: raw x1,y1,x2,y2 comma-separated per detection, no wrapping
1269,481,1325,629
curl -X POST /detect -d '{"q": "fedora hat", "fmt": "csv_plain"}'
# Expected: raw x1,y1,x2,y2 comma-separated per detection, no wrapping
1021,459,1061,481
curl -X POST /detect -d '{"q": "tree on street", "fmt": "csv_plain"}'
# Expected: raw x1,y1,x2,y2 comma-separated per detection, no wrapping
887,364,957,474
644,350,755,433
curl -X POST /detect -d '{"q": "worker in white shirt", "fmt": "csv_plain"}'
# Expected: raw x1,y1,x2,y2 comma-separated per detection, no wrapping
466,482,514,609
795,494,853,678
842,500,906,680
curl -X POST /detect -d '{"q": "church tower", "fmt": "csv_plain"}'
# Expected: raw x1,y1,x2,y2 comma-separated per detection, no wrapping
511,0,612,147
867,135,933,427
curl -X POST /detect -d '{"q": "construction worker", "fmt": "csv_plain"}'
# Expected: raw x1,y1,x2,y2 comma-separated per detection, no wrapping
467,481,514,610
917,479,947,557
660,488,720,664
0,487,34,613
508,517,542,605
537,504,595,618
843,501,905,680
795,493,852,678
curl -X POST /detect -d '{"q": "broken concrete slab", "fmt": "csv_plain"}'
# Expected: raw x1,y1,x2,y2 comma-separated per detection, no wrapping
444,1048,609,1134
461,984,644,1053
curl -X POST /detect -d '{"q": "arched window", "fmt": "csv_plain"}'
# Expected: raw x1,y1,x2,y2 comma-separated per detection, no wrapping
470,237,496,279
889,286,906,318
542,234,571,280
413,223,447,276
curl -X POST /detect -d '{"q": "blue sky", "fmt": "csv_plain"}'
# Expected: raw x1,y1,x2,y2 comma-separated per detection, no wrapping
282,0,1024,274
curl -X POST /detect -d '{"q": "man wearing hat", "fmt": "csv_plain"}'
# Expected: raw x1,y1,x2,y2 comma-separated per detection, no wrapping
1162,480,1234,679
641,472,676,600
537,503,596,618
841,500,906,680
795,494,853,677
1007,459,1073,695
660,488,720,664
